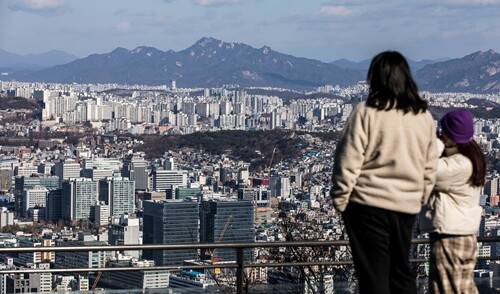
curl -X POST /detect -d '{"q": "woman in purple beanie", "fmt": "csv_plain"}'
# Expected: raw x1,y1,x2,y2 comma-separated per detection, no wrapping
420,109,486,294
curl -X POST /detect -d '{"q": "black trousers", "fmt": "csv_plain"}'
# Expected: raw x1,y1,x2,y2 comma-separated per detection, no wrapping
343,202,417,294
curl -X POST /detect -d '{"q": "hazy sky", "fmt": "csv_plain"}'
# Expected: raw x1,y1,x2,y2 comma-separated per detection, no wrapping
0,0,499,62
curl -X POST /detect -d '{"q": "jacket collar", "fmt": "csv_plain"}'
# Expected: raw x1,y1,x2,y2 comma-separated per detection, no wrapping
444,147,459,156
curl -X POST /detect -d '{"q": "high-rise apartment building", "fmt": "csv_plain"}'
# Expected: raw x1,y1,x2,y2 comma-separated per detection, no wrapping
485,177,499,198
92,202,110,228
0,207,14,229
99,176,135,217
269,175,291,199
61,178,98,221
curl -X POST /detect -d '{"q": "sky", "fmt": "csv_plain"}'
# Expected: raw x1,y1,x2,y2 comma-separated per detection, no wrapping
0,0,499,62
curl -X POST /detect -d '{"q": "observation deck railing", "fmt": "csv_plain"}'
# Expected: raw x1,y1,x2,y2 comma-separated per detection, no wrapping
1,236,500,293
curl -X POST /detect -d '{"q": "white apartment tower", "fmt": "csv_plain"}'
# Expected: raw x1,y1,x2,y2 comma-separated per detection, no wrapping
61,178,98,221
99,177,136,217
22,185,48,217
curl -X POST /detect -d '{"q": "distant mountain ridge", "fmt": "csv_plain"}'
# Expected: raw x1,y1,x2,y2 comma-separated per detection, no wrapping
8,37,364,89
3,38,500,93
331,58,442,72
415,50,500,93
0,49,78,70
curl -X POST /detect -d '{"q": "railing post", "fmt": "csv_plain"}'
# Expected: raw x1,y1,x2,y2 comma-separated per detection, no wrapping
236,247,244,294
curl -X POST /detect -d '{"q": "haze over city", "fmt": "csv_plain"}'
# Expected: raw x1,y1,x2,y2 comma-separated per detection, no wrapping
1,0,499,61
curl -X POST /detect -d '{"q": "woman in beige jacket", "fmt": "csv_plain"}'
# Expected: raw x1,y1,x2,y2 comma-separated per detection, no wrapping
420,109,486,294
331,51,438,294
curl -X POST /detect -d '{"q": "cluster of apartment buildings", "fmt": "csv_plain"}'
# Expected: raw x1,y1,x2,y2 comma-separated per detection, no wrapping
1,80,500,292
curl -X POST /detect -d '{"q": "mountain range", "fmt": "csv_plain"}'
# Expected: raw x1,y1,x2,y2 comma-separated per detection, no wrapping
330,57,442,72
1,37,499,93
0,49,78,70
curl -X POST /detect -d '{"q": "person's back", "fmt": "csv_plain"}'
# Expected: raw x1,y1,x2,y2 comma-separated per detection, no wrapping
331,51,438,294
333,101,436,214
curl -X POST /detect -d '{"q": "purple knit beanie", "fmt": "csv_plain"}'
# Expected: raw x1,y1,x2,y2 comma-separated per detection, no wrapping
440,109,474,144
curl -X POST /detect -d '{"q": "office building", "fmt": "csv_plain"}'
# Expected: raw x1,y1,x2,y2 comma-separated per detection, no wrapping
14,175,59,216
45,189,62,223
81,167,114,182
101,259,169,290
6,270,52,293
21,185,48,217
169,270,215,290
121,153,149,191
53,159,81,187
200,198,254,262
152,169,187,191
54,239,109,270
485,177,499,198
17,239,55,265
108,214,141,258
143,199,199,266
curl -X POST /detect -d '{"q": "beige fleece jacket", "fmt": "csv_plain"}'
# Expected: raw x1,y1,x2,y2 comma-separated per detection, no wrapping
330,102,438,214
419,140,482,235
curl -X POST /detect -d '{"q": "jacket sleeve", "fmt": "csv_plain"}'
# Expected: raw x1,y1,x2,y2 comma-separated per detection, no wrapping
434,148,472,192
421,135,439,205
330,105,367,212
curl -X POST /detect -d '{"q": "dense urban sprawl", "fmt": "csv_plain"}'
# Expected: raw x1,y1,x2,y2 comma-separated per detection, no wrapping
1,80,500,292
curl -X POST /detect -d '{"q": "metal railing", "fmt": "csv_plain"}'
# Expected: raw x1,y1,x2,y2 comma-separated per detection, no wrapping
1,236,500,293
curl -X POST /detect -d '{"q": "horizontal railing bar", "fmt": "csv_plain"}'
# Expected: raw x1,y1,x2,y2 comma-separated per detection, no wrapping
1,255,499,274
1,237,499,275
0,264,238,274
1,236,498,253
2,255,499,275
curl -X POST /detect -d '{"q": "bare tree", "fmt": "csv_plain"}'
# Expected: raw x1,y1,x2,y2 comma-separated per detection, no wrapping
262,207,356,294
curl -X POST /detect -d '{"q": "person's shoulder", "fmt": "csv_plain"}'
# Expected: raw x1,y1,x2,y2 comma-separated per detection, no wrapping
352,101,367,111
421,109,435,118
412,109,435,123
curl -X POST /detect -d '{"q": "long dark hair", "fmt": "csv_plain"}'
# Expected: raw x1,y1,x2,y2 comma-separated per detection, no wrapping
366,51,427,114
456,140,486,186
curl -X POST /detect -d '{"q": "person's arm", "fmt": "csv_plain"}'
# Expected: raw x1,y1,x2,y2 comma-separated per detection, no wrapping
330,106,367,212
434,145,471,192
421,136,439,205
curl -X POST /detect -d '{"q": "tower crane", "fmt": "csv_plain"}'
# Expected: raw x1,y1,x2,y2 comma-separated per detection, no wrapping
91,271,103,291
211,215,233,274
266,147,277,171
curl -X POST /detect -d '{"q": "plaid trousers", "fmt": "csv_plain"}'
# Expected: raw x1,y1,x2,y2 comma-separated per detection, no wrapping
429,234,478,294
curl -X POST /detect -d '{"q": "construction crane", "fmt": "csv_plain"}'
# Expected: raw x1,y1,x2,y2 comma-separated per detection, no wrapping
91,271,103,291
267,147,277,171
211,215,233,274
0,174,8,195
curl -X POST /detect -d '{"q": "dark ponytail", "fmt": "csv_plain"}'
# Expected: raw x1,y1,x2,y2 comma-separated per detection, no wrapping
456,140,486,186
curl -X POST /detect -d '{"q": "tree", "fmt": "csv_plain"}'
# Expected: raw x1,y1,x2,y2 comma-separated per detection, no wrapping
263,202,356,294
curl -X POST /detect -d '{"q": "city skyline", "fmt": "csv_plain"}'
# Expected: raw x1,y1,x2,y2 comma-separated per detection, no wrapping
0,0,499,62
